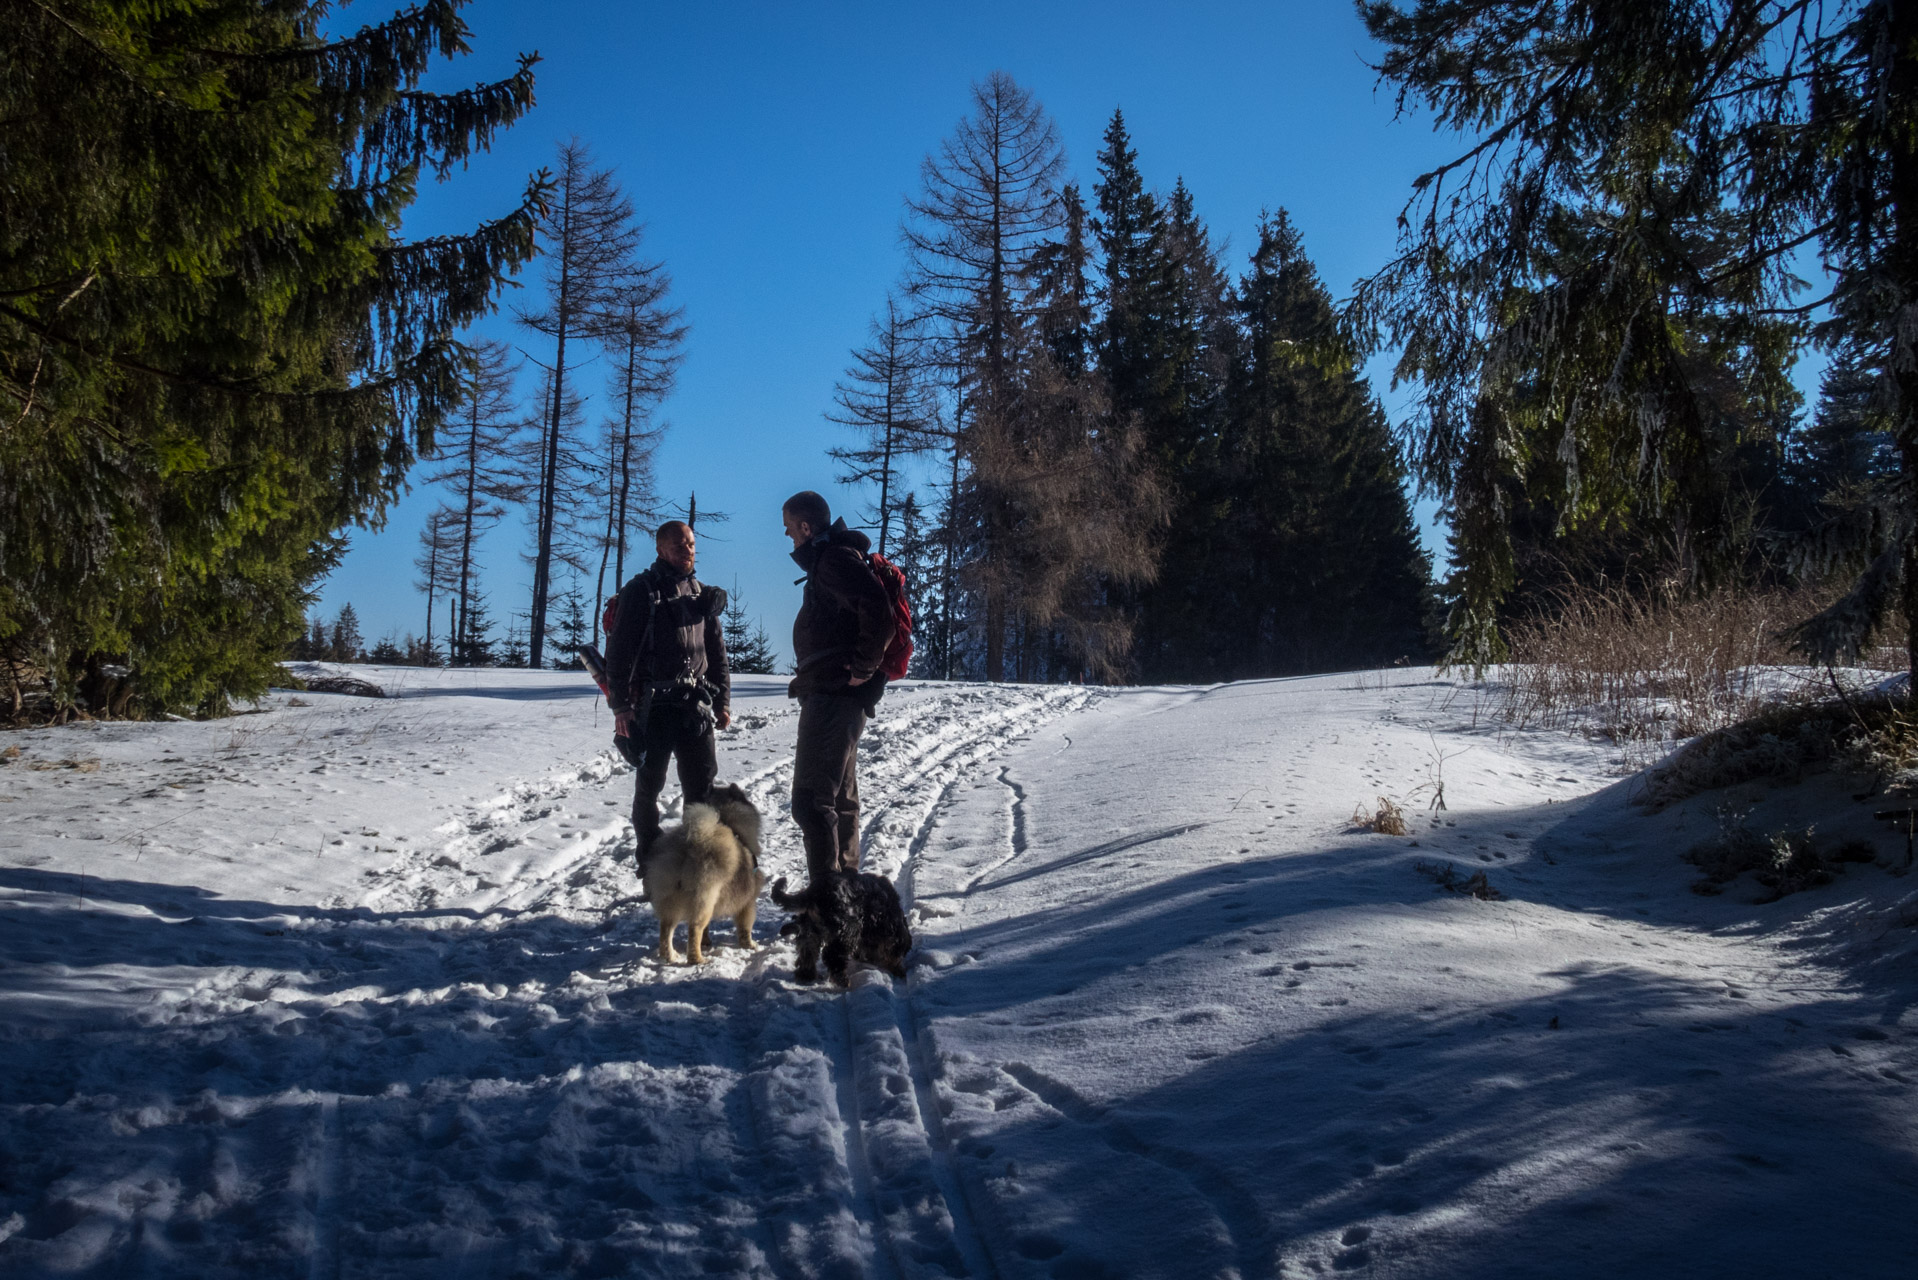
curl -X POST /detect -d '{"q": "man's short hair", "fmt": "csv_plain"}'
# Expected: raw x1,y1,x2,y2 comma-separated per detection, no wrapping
783,490,831,533
655,519,691,545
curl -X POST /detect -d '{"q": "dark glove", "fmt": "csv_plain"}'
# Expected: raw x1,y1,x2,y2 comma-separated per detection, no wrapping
613,734,642,767
856,671,887,716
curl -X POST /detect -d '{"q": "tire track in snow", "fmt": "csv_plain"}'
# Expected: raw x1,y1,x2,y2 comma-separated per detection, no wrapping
825,688,1096,1278
894,992,1000,1280
728,684,1098,1279
830,994,908,1280
855,689,1093,879
305,1093,340,1280
949,765,1028,897
329,685,1097,1276
1003,1063,1276,1280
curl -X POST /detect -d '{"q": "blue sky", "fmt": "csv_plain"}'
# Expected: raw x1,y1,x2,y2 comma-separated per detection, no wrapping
324,0,1464,661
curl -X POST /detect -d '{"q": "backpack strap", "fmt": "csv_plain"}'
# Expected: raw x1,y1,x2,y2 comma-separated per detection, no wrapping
620,573,664,708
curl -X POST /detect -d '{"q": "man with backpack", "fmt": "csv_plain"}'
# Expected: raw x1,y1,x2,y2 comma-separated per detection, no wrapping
782,490,902,884
605,520,731,871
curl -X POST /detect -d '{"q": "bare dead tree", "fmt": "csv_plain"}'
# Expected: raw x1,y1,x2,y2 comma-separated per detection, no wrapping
515,139,642,667
903,70,1065,681
592,268,685,607
828,295,942,556
412,505,463,663
422,338,529,666
511,365,598,599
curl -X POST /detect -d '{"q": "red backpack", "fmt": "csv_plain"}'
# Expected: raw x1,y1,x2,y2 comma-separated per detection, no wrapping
867,552,914,681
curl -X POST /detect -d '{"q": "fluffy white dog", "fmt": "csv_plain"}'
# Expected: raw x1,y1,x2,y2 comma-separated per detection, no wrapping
642,782,766,965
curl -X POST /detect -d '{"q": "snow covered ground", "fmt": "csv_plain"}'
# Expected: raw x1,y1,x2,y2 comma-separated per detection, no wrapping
1,665,1914,1278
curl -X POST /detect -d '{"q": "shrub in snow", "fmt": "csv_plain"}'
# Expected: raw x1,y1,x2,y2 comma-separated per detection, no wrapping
1686,805,1876,900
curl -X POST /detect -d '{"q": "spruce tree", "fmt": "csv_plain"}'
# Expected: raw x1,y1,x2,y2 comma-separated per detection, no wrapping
888,492,946,678
722,589,779,675
1213,213,1431,676
550,583,591,668
499,616,530,669
1354,0,1910,671
330,605,365,664
1092,111,1177,440
453,589,498,667
0,0,543,719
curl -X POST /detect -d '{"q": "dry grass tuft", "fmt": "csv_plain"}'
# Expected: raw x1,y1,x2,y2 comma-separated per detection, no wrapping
24,755,100,773
1491,586,1842,766
1352,796,1408,836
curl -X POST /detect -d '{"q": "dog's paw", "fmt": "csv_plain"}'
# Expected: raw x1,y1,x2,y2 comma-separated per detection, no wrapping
793,964,820,985
737,938,758,952
659,948,684,965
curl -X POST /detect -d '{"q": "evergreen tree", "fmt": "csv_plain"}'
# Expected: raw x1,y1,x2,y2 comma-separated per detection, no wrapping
516,140,644,668
330,605,364,664
1027,184,1096,378
451,587,498,667
888,492,947,678
368,636,406,665
1211,213,1431,676
1086,142,1237,677
550,581,591,669
403,634,443,667
1092,111,1177,441
1353,0,1907,671
0,0,542,719
499,615,530,669
721,587,779,675
292,618,326,663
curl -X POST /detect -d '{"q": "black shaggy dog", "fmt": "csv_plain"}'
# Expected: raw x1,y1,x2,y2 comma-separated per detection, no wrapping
770,872,913,986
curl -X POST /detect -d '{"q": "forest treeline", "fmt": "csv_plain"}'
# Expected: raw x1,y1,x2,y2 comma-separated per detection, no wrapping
829,79,1434,684
7,0,1915,722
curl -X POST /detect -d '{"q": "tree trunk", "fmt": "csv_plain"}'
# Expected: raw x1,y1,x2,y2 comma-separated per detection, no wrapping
943,435,960,680
1894,0,1918,690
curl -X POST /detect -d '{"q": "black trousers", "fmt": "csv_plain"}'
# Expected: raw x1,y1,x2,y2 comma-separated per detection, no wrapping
791,692,867,882
632,703,718,861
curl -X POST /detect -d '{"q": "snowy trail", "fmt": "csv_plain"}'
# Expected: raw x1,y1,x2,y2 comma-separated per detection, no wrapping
0,673,1084,1277
895,675,1918,1279
3,667,1917,1277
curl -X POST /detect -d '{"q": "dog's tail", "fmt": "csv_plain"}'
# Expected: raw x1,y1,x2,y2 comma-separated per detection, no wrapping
770,876,806,910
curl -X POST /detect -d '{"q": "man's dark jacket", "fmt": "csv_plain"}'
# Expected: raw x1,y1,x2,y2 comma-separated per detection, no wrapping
605,559,730,716
789,519,896,699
